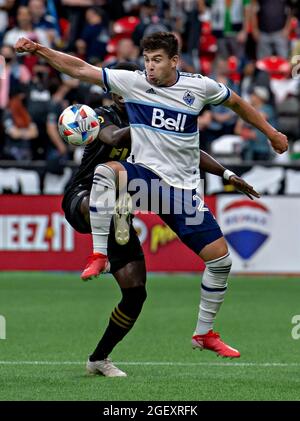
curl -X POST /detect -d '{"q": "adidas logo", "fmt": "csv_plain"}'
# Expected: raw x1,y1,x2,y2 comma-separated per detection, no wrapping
146,88,157,94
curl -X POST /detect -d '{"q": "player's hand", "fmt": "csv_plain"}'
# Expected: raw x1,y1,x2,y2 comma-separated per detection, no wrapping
15,37,39,54
229,175,260,200
269,130,288,154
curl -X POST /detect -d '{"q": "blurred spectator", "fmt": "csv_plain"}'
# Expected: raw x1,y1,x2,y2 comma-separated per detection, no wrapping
122,0,139,14
208,0,251,59
26,60,52,159
251,0,291,59
28,0,58,46
46,79,73,173
173,31,197,73
239,58,273,104
168,0,204,69
103,38,140,67
75,7,109,62
0,0,15,44
3,5,50,47
235,86,275,160
202,69,238,148
46,79,70,158
210,57,239,90
0,44,31,110
204,104,237,149
2,84,38,161
61,0,95,50
132,0,170,48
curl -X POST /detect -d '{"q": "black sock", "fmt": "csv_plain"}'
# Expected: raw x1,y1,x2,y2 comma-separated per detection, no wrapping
89,286,147,361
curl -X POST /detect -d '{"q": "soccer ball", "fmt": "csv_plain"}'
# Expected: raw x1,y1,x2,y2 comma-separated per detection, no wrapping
58,104,100,146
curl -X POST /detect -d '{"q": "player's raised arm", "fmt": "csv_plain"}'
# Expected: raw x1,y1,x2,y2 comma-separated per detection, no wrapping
223,90,288,154
14,37,104,87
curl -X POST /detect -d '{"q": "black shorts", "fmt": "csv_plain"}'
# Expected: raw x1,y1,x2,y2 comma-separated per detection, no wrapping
62,187,91,234
62,187,145,273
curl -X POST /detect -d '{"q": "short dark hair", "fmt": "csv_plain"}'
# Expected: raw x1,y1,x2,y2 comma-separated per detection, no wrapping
113,62,140,71
141,32,179,58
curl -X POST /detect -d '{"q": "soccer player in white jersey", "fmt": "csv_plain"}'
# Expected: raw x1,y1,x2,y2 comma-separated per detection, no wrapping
15,32,288,361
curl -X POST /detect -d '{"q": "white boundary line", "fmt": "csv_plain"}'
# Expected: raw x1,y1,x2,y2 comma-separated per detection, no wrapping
0,361,299,367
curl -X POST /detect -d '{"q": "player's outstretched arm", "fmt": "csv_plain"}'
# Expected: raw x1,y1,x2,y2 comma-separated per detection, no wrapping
223,91,288,154
14,37,104,87
99,126,131,147
199,149,226,178
199,149,260,200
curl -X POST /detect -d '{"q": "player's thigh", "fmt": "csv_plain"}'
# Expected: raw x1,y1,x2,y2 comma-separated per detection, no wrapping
161,205,225,258
62,189,91,233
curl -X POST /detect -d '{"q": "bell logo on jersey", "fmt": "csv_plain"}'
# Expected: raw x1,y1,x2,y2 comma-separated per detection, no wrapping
151,108,187,132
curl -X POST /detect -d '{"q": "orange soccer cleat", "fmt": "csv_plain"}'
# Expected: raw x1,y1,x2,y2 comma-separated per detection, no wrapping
81,252,110,281
192,330,240,358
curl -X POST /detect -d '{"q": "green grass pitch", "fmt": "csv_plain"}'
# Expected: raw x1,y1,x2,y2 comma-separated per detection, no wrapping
0,272,300,401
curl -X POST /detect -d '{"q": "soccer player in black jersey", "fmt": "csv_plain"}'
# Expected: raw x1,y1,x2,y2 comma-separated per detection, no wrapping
62,63,147,377
61,64,259,377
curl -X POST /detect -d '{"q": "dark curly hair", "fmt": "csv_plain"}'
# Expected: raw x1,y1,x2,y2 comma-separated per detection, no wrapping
141,32,179,58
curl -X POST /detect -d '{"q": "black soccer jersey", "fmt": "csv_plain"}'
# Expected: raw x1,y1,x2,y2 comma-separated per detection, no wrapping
66,104,131,192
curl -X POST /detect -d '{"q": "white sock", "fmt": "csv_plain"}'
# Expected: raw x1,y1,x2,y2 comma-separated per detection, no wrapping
195,253,232,335
89,164,116,255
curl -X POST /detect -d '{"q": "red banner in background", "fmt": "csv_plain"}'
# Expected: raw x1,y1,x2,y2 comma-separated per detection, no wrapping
0,196,92,271
0,196,216,272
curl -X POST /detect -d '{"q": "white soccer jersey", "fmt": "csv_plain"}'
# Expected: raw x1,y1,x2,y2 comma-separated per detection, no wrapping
102,69,231,189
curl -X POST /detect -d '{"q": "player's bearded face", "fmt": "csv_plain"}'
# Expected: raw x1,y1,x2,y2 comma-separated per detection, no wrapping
144,49,178,87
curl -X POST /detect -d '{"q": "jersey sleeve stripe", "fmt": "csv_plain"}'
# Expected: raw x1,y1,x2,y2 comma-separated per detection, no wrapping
212,86,231,106
102,68,110,93
130,123,198,137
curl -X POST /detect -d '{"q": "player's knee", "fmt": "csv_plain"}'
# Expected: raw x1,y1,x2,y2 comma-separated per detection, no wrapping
120,286,147,317
94,163,117,181
204,253,232,288
123,285,147,305
206,253,232,272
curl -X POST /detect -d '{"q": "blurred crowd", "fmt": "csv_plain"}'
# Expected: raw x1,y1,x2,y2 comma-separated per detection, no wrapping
1,0,300,171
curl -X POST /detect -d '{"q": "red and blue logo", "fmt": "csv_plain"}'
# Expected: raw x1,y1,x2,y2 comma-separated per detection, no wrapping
222,200,271,260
